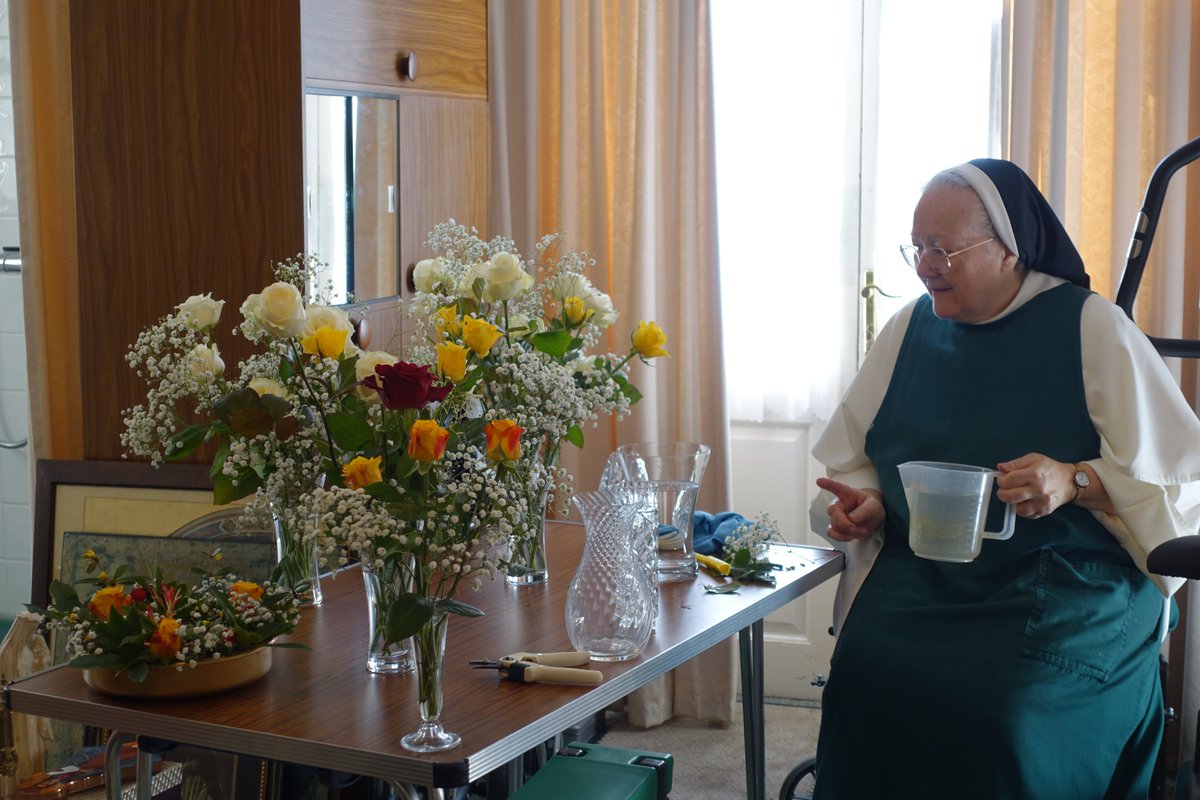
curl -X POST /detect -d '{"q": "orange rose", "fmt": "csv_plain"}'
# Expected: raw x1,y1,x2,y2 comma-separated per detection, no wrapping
147,617,182,660
408,419,450,463
230,581,264,601
88,585,132,621
484,419,524,462
342,455,384,490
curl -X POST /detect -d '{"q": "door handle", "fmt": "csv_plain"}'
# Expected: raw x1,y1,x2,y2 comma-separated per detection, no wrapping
860,270,902,355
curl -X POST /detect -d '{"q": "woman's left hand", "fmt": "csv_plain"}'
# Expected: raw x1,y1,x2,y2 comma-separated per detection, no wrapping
995,453,1075,518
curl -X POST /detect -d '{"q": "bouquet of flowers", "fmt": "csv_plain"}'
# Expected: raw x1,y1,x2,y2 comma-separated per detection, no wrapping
29,550,302,683
698,514,789,592
120,254,368,591
404,221,669,578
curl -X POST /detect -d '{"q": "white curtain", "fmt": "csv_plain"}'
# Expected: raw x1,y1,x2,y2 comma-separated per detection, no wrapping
1002,0,1200,768
490,0,735,727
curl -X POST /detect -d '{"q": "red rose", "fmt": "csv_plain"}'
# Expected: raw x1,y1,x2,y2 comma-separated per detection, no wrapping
130,587,149,603
363,361,453,410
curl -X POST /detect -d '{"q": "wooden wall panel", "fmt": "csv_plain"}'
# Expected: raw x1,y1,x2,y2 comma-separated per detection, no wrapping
68,0,306,460
398,94,489,299
301,0,487,97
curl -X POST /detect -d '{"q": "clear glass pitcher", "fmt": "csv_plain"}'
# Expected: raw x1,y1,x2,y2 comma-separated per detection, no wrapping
898,460,1016,563
565,489,656,661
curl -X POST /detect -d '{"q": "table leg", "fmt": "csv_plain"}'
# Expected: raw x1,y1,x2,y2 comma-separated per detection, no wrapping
739,620,766,800
104,732,134,800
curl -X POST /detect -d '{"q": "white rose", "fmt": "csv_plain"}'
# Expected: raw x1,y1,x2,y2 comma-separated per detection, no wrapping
243,282,306,338
248,377,288,398
456,262,484,300
505,312,533,334
547,272,595,301
354,350,399,401
480,252,534,302
186,343,224,381
412,258,447,293
583,290,618,328
175,293,225,331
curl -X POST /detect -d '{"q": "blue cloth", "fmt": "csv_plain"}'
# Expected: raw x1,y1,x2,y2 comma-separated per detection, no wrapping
691,511,748,556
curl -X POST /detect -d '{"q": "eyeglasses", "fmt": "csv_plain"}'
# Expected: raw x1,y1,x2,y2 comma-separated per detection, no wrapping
899,238,996,274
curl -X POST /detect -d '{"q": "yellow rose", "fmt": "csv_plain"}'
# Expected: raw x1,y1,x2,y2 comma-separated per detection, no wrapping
147,617,182,661
435,306,462,339
484,419,524,462
301,325,350,358
88,585,131,621
631,321,669,359
342,455,384,490
461,316,503,356
437,341,469,382
230,581,264,601
408,419,450,463
563,296,592,326
248,376,288,398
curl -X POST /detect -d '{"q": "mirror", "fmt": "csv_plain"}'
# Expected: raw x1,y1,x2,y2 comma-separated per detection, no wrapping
304,93,400,305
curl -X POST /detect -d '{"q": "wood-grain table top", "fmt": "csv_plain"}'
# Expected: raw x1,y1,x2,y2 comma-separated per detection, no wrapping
7,522,844,787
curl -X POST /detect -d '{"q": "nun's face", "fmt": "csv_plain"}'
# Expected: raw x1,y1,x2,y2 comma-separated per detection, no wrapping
911,184,1022,323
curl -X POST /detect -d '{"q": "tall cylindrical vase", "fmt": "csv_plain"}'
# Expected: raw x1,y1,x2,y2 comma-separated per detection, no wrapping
400,609,460,753
505,446,555,585
360,558,415,675
271,509,323,606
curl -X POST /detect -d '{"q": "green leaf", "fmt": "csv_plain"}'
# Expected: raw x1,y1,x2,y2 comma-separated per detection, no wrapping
565,425,585,449
612,373,643,405
259,393,292,421
209,440,231,479
124,661,149,684
364,481,406,504
48,580,83,612
164,425,210,461
436,598,485,618
703,581,743,594
529,329,576,359
227,407,274,438
384,593,435,643
213,387,262,420
325,412,375,451
212,467,260,504
69,653,130,669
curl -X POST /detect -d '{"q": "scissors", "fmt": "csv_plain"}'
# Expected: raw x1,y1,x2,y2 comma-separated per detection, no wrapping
469,651,604,685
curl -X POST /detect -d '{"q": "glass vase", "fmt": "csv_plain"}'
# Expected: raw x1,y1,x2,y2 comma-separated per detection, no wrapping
400,609,460,753
564,489,655,661
360,557,415,675
271,509,323,606
505,447,555,585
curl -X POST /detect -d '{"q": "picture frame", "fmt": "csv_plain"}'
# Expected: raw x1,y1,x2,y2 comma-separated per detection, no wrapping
31,459,240,608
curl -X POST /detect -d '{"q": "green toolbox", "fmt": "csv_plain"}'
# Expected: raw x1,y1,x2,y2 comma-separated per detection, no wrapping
510,742,673,800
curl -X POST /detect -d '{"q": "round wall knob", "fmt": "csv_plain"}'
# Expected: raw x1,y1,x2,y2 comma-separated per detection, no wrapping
398,51,418,81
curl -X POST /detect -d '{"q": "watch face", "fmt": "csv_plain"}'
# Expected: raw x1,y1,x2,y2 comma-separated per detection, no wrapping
1075,469,1090,489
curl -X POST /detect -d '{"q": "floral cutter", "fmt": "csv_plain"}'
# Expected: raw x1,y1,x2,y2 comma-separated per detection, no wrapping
469,651,603,685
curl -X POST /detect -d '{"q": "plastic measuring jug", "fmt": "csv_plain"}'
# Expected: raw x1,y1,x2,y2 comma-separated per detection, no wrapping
897,461,1016,563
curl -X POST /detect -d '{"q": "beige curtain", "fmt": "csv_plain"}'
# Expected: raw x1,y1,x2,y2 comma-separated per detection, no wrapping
1002,0,1200,770
490,0,734,727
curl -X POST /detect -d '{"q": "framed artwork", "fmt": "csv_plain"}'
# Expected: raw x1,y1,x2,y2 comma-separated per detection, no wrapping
31,459,250,608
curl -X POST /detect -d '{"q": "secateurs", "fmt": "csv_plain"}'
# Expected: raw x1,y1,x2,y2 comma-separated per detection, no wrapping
469,651,604,685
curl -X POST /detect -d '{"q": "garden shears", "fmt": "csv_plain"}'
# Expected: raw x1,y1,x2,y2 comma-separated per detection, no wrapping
469,651,604,685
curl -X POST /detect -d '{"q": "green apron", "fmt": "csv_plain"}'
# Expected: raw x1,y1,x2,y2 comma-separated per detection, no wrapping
814,285,1165,799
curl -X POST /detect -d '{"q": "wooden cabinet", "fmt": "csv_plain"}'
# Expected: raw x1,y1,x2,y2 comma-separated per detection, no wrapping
302,0,487,97
14,0,488,461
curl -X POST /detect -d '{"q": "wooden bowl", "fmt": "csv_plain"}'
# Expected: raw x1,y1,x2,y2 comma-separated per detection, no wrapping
83,647,273,699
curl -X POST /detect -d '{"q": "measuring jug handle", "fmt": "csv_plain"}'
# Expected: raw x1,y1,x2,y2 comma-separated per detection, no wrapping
984,500,1017,541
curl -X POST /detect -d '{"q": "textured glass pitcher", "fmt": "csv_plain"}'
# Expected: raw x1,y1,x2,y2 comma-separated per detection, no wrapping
565,489,656,661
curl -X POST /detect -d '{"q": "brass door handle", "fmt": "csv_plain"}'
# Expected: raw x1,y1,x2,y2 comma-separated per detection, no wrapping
861,270,903,355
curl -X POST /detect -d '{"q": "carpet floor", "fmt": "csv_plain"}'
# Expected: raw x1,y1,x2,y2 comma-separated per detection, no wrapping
599,702,821,800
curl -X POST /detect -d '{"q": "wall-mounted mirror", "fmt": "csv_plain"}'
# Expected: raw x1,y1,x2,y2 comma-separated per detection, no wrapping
304,93,400,305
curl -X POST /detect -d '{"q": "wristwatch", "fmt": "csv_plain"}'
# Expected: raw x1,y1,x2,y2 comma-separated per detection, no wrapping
1072,464,1090,502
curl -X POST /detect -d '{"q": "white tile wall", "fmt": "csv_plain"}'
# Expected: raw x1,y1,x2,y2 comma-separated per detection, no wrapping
0,0,31,618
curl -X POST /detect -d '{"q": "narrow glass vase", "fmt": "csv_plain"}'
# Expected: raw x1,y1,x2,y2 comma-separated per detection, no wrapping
400,609,460,753
271,510,323,606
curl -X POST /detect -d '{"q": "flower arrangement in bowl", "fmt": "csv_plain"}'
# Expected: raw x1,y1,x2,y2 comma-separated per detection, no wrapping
406,221,670,582
29,550,303,698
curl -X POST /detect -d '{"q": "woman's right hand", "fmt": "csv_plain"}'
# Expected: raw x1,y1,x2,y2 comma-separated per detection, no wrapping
816,477,886,542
